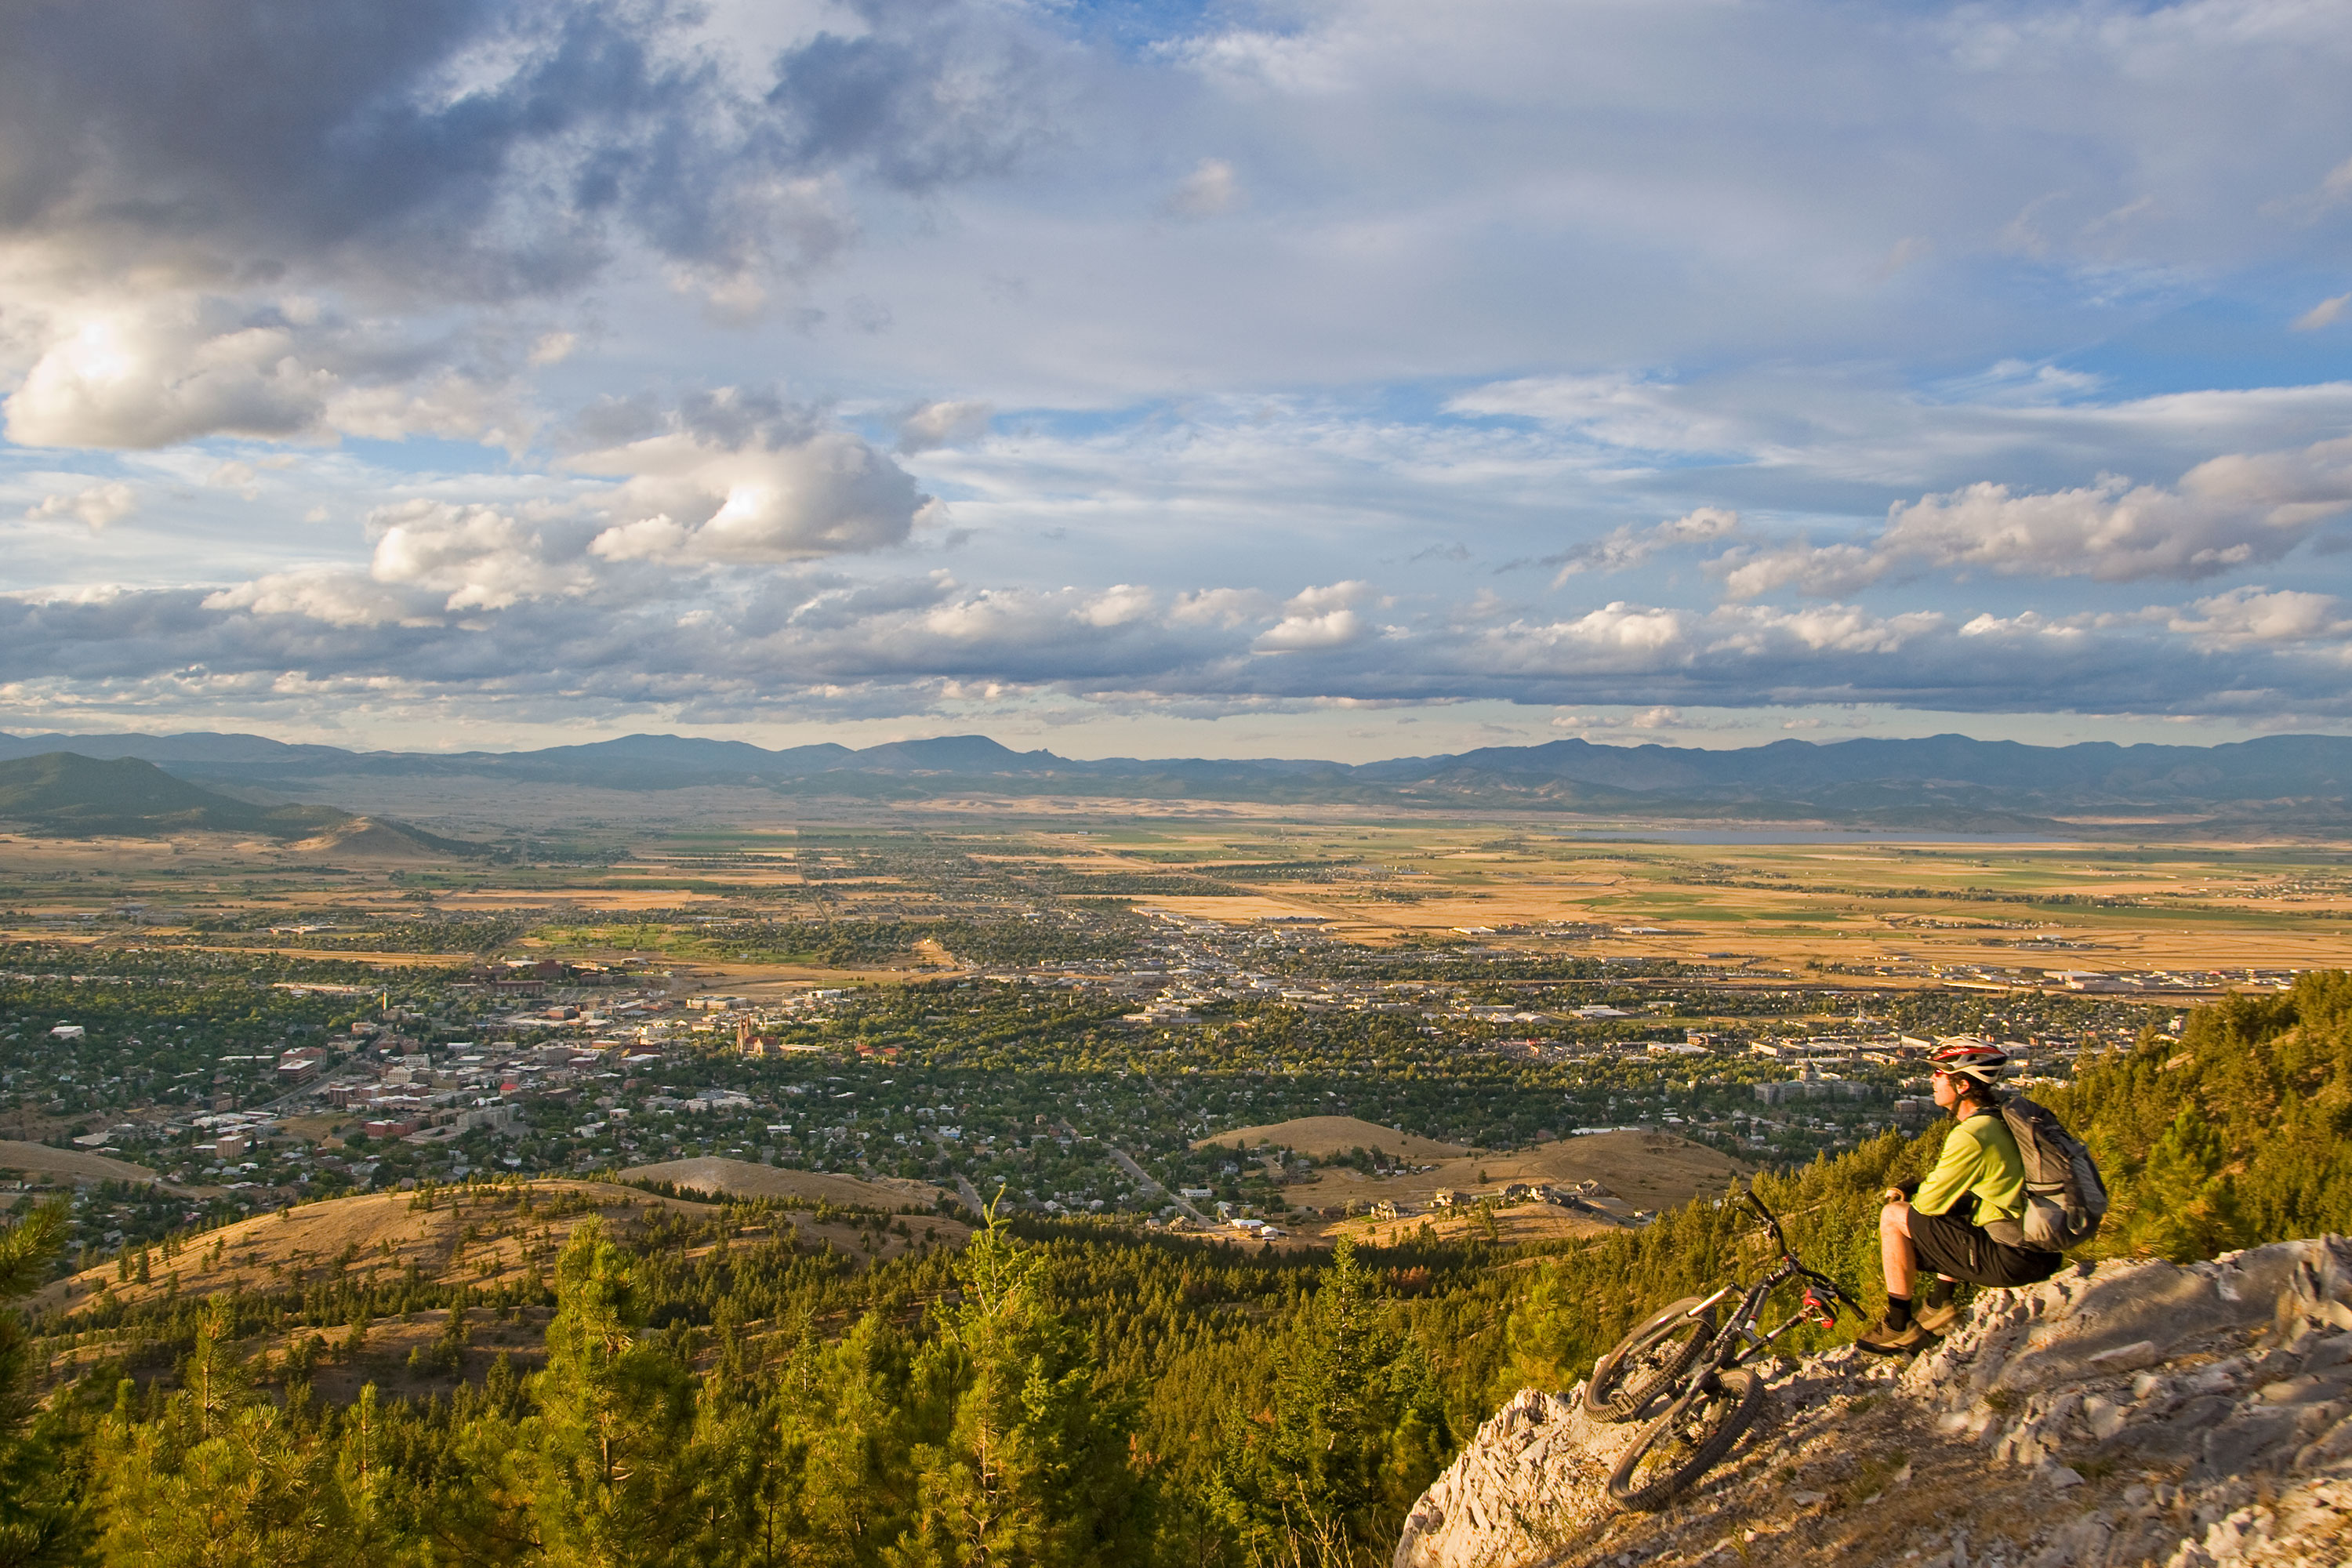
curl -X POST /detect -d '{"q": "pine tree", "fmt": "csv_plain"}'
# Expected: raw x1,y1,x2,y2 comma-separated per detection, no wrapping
779,1310,917,1566
0,1203,79,1567
2126,1106,2245,1260
93,1304,357,1567
1215,1239,1450,1568
517,1221,701,1568
898,1209,1147,1567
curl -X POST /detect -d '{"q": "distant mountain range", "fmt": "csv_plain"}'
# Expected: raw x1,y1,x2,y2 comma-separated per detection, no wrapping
3,728,2350,826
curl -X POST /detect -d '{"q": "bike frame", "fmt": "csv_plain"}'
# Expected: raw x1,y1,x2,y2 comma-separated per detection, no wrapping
1662,1190,1864,1403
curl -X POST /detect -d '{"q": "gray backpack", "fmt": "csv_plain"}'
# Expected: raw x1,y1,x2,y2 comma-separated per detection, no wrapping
1997,1096,2108,1251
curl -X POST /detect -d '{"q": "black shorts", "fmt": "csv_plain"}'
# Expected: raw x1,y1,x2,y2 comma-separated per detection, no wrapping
1908,1207,2064,1289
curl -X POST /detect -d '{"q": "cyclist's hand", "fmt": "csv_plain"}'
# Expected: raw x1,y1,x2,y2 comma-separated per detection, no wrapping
1880,1187,1907,1207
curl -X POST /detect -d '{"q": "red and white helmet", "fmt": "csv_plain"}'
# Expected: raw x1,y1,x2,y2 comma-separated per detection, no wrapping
1929,1040,2010,1089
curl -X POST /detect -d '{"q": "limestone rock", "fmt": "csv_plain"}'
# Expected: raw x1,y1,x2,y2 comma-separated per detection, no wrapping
1391,1387,1646,1568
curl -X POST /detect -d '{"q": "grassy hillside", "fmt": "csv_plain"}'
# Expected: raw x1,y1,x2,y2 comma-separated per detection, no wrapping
0,752,353,838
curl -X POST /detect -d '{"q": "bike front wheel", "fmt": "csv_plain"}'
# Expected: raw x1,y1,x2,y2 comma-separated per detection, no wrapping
1605,1367,1764,1512
1584,1295,1715,1423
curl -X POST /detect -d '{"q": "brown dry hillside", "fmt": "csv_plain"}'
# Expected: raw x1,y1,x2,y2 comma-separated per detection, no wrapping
0,1139,166,1185
1468,1130,1751,1208
32,1178,972,1320
33,1181,693,1316
1298,1129,1751,1234
287,818,466,861
1192,1116,1473,1161
1333,1203,1624,1249
621,1156,948,1210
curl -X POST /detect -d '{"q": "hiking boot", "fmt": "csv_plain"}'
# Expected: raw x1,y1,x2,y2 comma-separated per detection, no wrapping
1854,1318,1933,1356
1915,1300,1961,1337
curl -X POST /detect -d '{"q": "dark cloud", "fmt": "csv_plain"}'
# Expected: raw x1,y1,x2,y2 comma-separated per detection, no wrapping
0,0,1055,296
673,387,825,452
566,392,670,450
767,0,1058,194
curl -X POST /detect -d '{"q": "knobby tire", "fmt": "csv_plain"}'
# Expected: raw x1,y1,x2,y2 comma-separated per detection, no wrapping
1605,1367,1765,1512
1584,1296,1715,1423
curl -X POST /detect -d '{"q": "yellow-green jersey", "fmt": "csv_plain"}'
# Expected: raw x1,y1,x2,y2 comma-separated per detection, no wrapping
1913,1109,2026,1225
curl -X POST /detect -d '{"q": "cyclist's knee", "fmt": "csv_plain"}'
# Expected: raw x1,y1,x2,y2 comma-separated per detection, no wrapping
1878,1203,1911,1236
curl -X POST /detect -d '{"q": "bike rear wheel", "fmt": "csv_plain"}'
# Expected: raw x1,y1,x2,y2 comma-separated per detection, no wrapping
1605,1367,1764,1512
1584,1295,1715,1423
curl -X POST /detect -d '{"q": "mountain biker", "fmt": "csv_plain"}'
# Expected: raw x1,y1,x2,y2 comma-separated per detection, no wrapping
1856,1041,2063,1355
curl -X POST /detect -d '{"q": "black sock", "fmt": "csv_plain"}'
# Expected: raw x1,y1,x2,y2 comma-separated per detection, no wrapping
1885,1294,1913,1330
1920,1278,1953,1308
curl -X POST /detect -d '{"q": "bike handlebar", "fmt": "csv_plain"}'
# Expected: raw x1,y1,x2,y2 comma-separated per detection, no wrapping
1733,1184,1865,1321
1739,1186,1790,1253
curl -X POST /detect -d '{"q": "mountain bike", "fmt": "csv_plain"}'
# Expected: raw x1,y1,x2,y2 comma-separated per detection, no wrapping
1582,1187,1864,1510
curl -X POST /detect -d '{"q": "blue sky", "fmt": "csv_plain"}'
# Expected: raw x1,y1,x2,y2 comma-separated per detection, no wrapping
2,0,2350,760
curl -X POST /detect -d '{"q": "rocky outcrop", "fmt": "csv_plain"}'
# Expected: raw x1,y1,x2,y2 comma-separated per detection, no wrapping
1389,1388,1642,1568
1396,1237,2352,1568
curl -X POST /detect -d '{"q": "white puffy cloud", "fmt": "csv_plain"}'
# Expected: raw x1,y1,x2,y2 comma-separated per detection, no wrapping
1711,541,1880,601
1080,583,1155,626
1955,608,2128,645
203,568,417,629
366,500,593,612
2165,587,2352,649
0,0,1064,463
6,305,340,449
1713,435,2352,597
1889,439,2352,576
1171,587,1278,626
1468,601,1696,670
0,296,532,451
24,481,136,529
1254,581,1371,652
580,390,931,563
1709,602,1945,655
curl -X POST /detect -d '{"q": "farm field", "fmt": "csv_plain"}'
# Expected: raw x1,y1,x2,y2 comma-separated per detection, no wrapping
975,822,2352,985
7,807,2347,985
